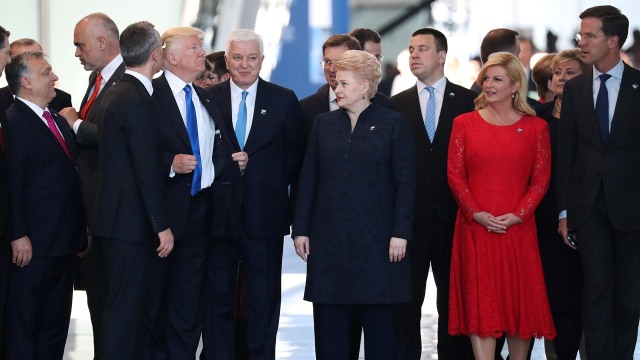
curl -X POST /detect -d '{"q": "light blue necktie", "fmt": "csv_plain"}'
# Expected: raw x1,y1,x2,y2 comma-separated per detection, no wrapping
425,86,436,142
236,91,248,149
184,85,201,196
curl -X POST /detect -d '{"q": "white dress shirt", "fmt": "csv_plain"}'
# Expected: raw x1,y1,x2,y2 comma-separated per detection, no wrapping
230,79,258,145
416,76,447,129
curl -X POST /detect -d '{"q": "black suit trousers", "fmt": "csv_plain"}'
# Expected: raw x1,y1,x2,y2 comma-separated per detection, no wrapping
98,237,154,360
202,214,283,360
314,303,398,360
145,192,211,359
79,238,107,358
6,255,74,360
396,223,473,360
577,188,640,360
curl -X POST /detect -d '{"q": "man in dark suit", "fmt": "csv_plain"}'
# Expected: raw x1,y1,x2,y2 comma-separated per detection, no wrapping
557,6,640,359
58,13,124,357
4,50,85,359
0,38,72,112
203,29,303,360
300,34,395,143
349,27,383,61
392,28,476,360
91,21,174,360
150,26,247,358
0,25,11,359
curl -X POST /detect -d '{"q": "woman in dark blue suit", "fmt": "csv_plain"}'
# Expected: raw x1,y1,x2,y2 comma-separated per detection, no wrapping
293,50,416,360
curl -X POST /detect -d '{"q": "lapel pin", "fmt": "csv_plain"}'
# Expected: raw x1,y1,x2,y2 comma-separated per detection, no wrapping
449,92,455,97
517,128,523,133
370,126,376,130
633,84,639,89
261,109,266,114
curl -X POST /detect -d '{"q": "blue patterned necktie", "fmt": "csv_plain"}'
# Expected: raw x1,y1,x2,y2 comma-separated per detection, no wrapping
236,91,248,149
595,73,611,143
184,85,201,196
425,86,436,142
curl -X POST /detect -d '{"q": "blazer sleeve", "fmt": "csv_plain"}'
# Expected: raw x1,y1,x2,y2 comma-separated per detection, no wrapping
76,120,99,147
556,80,578,215
390,113,416,240
6,117,28,240
284,91,304,186
447,115,481,221
291,114,320,237
514,121,551,222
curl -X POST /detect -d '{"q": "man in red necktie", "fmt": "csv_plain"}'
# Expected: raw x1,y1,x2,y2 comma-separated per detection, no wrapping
3,50,85,359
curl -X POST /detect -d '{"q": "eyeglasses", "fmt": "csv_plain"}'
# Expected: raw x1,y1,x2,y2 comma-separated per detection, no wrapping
196,74,216,81
374,55,384,62
575,33,610,42
320,60,333,69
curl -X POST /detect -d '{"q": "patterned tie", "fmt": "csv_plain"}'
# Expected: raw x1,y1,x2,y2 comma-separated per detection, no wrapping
43,111,71,158
595,73,611,143
425,86,436,142
183,85,201,196
80,72,103,120
236,90,248,149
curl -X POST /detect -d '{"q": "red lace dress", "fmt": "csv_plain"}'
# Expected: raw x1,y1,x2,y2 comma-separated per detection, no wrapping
447,111,557,339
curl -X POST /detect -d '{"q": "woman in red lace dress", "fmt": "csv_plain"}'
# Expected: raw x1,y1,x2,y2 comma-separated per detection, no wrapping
447,52,556,360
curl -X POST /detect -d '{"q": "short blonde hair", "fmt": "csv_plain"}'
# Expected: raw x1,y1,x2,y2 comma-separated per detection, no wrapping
474,52,534,116
550,48,588,74
334,50,381,99
162,27,204,53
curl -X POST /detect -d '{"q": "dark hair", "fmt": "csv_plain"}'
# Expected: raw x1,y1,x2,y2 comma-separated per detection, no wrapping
580,5,629,48
322,34,361,54
6,50,44,95
348,28,381,48
205,51,228,77
480,28,520,64
0,26,10,48
411,28,448,52
119,21,160,67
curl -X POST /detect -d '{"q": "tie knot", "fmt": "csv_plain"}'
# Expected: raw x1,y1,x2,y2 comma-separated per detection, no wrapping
425,86,435,95
599,73,611,83
184,84,192,94
241,90,248,100
43,110,53,121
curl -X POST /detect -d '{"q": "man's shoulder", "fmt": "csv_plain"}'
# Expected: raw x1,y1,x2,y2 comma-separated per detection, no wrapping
300,90,326,107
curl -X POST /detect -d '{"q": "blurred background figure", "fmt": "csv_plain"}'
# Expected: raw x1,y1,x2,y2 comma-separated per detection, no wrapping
204,51,230,84
530,53,555,102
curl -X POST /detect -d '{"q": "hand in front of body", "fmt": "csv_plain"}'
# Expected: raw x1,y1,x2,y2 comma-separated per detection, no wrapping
293,236,309,262
59,107,79,128
11,236,32,267
473,211,520,233
172,154,197,174
157,228,174,258
389,237,407,262
557,218,576,250
232,151,249,172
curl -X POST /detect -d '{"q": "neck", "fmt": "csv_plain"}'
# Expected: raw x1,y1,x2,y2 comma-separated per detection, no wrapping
594,54,620,74
420,71,444,87
127,64,153,81
18,93,48,110
345,100,370,123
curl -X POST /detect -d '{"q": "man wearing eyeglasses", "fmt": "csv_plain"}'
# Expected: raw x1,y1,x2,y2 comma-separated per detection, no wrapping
557,5,640,359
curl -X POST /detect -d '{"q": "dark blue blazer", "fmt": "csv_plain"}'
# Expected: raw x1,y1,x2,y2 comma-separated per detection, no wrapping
5,100,84,256
293,103,416,303
557,63,640,231
207,78,303,239
93,74,168,243
152,73,237,239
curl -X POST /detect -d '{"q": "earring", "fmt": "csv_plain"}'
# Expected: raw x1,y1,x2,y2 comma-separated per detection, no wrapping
512,92,515,98
362,94,365,99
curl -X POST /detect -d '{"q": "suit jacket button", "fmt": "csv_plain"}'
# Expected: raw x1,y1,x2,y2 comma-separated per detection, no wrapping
344,155,349,159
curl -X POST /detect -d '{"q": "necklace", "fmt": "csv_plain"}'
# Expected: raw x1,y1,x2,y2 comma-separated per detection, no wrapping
486,106,515,126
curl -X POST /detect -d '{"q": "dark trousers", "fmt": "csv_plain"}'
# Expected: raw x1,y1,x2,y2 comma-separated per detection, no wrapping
202,217,284,360
396,223,473,360
78,236,107,358
6,255,74,360
551,310,583,360
98,237,154,360
145,192,210,359
0,241,10,359
577,189,640,360
314,303,398,360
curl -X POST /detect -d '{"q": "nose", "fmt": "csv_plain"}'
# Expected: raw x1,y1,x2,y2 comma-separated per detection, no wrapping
75,48,81,57
51,71,59,82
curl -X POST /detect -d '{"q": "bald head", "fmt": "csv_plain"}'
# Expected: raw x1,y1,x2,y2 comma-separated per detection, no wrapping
73,12,120,71
10,38,42,56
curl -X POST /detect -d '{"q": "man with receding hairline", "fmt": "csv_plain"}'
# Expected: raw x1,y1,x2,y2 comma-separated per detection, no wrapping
0,25,11,359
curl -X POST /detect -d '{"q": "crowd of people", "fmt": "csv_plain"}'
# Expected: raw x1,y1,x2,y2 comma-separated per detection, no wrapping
0,4,638,360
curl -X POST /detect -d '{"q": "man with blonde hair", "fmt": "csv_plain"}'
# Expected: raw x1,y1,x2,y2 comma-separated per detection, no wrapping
149,26,247,358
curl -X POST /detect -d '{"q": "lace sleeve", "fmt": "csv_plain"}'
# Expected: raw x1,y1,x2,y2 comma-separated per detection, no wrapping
514,122,551,221
447,116,481,221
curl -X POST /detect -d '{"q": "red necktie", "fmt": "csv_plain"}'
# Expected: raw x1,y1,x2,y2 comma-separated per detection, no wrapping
80,72,103,119
43,111,71,158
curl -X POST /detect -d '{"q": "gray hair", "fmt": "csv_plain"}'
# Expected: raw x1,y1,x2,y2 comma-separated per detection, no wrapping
120,21,160,67
226,29,263,56
6,50,44,95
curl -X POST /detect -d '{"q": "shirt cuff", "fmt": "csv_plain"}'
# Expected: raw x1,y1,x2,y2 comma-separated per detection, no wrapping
73,119,83,134
169,166,176,178
558,210,567,220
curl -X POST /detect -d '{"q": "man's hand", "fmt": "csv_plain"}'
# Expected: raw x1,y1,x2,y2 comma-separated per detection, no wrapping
231,151,249,172
172,154,197,174
293,236,310,262
157,228,174,257
59,107,79,128
11,236,33,267
389,237,407,262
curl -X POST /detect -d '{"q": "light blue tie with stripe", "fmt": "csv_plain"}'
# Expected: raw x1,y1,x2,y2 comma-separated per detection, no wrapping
236,90,248,149
425,86,436,142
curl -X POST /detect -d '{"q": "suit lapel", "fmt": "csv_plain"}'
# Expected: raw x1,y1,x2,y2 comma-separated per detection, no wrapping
436,81,459,145
87,63,126,121
403,86,430,145
80,71,97,109
216,81,240,151
15,101,73,162
575,70,601,143
609,64,640,139
52,111,77,161
244,79,269,151
154,73,191,149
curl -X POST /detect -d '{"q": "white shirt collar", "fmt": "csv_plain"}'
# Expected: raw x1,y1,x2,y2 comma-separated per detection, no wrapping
100,54,124,82
124,69,153,95
416,76,447,94
164,70,191,96
230,78,259,99
15,96,48,117
593,59,624,81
